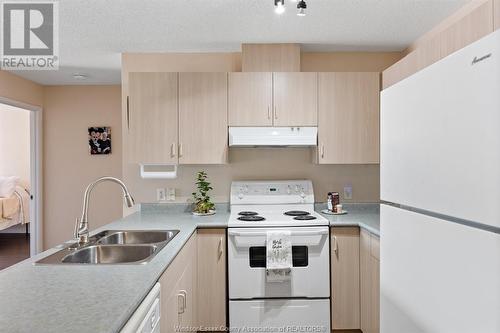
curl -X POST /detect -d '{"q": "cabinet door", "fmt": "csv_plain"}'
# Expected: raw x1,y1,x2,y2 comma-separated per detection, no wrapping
361,229,380,333
496,0,500,31
370,234,380,333
228,72,273,126
330,227,360,330
162,278,183,333
128,72,178,164
159,233,197,333
318,72,379,164
179,73,228,164
197,229,227,329
179,245,197,328
273,72,318,126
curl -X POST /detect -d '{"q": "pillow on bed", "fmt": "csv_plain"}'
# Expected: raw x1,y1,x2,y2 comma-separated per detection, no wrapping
0,176,20,198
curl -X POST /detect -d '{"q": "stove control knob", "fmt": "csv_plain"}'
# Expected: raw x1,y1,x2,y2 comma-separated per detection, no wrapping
287,186,292,194
238,192,244,199
295,185,300,192
300,191,306,199
244,185,249,193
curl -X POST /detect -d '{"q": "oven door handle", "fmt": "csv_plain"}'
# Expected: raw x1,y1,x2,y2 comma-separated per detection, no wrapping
228,229,329,237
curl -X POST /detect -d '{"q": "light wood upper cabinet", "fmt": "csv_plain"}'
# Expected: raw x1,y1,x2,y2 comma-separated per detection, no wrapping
128,72,178,164
273,72,318,126
228,72,273,126
360,229,380,333
197,229,227,329
241,44,301,72
330,227,360,330
383,0,494,89
318,72,380,164
178,73,228,164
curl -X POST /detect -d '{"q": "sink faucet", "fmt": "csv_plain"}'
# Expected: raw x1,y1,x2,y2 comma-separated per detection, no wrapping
74,177,135,244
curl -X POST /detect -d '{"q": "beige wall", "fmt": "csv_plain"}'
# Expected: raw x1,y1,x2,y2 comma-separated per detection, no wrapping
0,70,43,107
127,149,379,204
122,52,401,206
0,104,31,181
43,86,122,249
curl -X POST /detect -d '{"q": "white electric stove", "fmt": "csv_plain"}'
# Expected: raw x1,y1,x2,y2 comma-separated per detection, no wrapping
228,180,331,332
228,180,329,227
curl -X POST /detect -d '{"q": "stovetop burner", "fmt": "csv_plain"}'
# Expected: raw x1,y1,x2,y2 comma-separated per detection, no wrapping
237,215,266,222
238,211,259,216
293,215,317,221
284,210,310,216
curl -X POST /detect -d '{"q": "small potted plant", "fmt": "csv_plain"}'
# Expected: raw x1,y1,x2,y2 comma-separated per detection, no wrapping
192,171,216,216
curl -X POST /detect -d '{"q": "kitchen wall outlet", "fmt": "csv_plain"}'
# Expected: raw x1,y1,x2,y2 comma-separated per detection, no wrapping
156,188,167,202
343,185,353,200
166,188,176,201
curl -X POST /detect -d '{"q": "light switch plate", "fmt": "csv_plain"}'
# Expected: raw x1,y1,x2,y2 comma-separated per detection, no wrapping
156,188,166,202
166,188,176,201
343,185,353,200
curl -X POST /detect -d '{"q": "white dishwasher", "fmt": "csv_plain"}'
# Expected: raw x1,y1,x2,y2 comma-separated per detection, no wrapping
121,283,161,333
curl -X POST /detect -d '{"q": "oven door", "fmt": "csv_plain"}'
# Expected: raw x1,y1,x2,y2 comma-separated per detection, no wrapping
228,226,330,299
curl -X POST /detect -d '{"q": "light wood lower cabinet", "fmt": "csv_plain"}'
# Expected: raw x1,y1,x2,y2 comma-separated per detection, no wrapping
495,0,500,30
160,233,198,333
331,227,360,330
360,229,380,333
318,72,380,164
197,229,227,330
178,72,228,164
159,229,227,333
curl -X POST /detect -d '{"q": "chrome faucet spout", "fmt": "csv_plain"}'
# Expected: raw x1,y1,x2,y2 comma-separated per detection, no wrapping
75,177,135,244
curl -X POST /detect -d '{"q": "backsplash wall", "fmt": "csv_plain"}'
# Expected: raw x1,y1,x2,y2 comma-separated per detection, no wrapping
124,148,380,204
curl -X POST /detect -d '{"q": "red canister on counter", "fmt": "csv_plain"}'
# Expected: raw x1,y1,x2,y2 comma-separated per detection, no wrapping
327,192,340,212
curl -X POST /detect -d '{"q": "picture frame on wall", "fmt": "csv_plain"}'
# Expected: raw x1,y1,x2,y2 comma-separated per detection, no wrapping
88,127,112,155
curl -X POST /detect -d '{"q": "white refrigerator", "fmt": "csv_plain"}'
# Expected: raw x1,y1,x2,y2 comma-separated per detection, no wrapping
380,29,500,333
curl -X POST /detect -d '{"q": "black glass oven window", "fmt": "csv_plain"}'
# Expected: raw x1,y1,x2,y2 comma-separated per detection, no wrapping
249,246,308,267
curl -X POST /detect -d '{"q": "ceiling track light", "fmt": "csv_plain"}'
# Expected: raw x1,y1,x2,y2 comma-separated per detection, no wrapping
297,0,307,16
274,0,285,15
273,0,308,16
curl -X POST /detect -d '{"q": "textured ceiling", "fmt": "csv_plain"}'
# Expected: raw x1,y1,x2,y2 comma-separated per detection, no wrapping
9,0,468,85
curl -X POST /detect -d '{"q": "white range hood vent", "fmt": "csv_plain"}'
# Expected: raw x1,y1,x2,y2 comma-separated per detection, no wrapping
229,127,317,147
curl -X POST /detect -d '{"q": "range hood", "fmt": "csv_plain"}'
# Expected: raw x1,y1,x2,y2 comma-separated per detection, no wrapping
229,127,317,147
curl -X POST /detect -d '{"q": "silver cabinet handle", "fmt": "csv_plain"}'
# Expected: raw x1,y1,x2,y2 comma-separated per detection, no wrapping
267,106,271,120
177,292,184,314
274,105,278,119
126,96,130,131
332,235,338,257
321,144,325,158
178,143,183,157
171,143,176,157
217,237,223,260
180,290,187,312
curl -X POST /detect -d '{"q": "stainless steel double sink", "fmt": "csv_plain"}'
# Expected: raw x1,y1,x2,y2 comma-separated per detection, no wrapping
35,230,179,265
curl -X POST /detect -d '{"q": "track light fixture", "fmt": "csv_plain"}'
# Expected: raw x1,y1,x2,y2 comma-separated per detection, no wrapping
274,0,308,16
297,0,307,16
274,0,285,15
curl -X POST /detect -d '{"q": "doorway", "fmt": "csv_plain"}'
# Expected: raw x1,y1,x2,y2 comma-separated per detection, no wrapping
0,98,42,270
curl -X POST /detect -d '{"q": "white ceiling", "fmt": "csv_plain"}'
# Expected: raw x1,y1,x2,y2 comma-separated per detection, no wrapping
10,0,468,85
